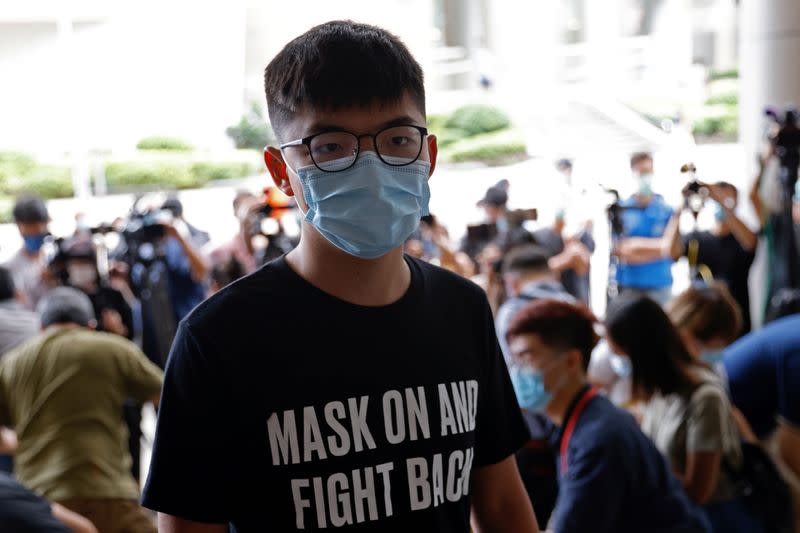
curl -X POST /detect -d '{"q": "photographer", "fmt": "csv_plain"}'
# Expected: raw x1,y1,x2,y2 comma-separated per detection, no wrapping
532,209,594,304
612,152,676,305
209,191,261,278
665,182,758,334
58,239,135,339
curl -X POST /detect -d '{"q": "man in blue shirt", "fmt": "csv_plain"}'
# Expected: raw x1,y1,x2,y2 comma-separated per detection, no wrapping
506,298,709,533
613,152,675,304
724,315,800,484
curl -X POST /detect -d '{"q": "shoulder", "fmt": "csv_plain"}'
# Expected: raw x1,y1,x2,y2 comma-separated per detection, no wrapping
575,396,636,447
183,257,289,331
409,256,489,305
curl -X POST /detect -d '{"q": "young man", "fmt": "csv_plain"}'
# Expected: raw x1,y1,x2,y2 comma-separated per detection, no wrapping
613,152,675,304
3,194,52,310
143,21,537,533
506,299,710,533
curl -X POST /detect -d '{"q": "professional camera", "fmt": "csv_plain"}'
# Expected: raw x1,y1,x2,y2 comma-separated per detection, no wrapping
116,209,173,266
680,163,708,216
248,188,298,266
765,106,800,181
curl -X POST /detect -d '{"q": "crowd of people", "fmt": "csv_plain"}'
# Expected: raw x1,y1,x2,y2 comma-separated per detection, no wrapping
0,19,799,533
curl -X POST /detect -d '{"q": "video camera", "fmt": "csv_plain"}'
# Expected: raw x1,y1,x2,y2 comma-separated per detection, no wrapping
765,106,800,174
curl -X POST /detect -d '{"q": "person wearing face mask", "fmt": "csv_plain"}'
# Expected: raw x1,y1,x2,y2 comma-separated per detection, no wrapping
61,241,134,340
606,292,766,533
612,152,676,305
666,284,743,373
665,182,758,334
507,298,710,533
143,21,538,533
3,195,53,311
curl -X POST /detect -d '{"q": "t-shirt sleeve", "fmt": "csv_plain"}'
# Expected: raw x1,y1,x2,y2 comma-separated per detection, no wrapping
141,322,236,523
473,298,530,467
0,366,10,428
117,342,164,402
550,445,622,533
686,386,727,453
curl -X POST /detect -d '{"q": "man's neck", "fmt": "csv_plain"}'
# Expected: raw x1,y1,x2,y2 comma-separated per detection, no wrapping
518,273,555,290
286,226,411,307
634,194,653,207
546,379,587,427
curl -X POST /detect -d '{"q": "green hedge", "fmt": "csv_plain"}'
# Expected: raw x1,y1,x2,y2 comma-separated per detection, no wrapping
1,165,73,199
704,91,738,106
136,136,194,151
444,105,511,137
709,68,739,81
435,128,470,149
692,113,738,138
445,130,527,164
0,196,14,224
104,156,259,191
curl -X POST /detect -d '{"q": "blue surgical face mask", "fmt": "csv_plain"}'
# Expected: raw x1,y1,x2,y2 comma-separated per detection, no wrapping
710,201,727,222
700,349,725,365
510,365,552,412
637,173,654,197
294,152,431,259
610,353,633,378
23,234,46,253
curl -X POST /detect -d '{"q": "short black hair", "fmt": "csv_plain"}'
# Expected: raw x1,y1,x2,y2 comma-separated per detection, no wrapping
0,267,15,301
13,195,48,224
506,299,600,371
502,244,551,276
264,20,426,141
630,152,653,169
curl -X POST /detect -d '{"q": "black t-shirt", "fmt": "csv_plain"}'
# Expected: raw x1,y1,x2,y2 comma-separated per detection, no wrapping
682,231,755,333
0,473,70,532
142,255,528,531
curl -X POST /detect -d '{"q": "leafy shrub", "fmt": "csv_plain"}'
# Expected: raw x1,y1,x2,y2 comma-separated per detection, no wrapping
0,151,36,178
435,128,470,149
704,92,738,107
105,161,199,190
445,130,527,164
226,103,274,149
3,166,73,199
444,105,511,137
136,136,194,151
709,68,739,81
189,161,258,182
0,196,12,224
692,112,738,139
426,114,449,132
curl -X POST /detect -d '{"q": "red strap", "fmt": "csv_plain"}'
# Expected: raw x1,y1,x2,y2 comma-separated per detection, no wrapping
560,387,599,474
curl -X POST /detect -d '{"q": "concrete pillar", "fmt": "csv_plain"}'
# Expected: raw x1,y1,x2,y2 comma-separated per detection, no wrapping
739,0,800,173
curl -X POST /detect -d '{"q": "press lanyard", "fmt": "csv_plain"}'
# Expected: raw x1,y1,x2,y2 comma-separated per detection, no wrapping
559,386,599,474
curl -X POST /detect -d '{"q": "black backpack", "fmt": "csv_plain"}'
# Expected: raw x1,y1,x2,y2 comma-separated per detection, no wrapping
725,441,794,533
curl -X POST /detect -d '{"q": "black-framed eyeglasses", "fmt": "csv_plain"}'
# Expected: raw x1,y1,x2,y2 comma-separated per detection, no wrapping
279,125,428,173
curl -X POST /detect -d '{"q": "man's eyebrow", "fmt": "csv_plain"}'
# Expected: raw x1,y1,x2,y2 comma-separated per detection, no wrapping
303,115,423,137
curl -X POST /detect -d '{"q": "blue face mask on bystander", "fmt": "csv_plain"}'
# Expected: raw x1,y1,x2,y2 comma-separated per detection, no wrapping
23,234,47,254
510,365,552,413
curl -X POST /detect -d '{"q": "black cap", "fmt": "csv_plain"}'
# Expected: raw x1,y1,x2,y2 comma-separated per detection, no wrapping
477,186,508,208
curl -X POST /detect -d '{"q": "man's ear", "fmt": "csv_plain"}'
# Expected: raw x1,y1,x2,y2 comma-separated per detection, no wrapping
264,147,295,197
426,134,438,178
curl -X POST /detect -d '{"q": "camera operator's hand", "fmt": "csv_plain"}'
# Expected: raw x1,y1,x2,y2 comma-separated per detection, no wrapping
101,308,129,337
163,221,210,283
